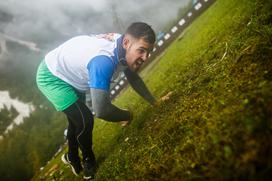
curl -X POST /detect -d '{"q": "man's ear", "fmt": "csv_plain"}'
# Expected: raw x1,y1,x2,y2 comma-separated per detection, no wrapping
122,35,130,49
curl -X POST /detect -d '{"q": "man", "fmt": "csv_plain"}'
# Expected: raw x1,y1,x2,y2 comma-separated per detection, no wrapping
36,22,156,179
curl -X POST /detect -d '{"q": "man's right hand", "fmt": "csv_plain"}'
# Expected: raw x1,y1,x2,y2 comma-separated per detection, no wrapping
119,111,133,127
120,120,130,127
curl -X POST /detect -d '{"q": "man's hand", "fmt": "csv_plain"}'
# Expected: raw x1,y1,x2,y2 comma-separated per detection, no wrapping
119,111,133,127
160,91,173,101
153,91,173,107
119,120,130,127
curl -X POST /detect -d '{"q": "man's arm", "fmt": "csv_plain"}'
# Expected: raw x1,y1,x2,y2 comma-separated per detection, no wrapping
87,55,131,122
124,68,156,105
90,88,131,122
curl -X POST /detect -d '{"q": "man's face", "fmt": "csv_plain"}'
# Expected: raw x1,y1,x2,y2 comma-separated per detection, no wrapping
123,35,154,72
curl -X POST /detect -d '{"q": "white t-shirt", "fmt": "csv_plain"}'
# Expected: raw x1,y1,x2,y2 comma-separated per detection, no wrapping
45,33,125,92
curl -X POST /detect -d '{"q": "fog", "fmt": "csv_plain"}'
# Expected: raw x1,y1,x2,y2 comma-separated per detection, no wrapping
0,0,190,47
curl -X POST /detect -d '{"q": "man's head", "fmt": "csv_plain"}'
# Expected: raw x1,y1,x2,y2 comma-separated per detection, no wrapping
122,22,156,72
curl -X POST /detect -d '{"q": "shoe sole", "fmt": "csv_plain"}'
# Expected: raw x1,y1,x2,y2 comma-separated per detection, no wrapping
61,154,79,176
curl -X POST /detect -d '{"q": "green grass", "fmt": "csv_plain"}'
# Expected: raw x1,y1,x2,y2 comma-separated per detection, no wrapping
33,0,272,180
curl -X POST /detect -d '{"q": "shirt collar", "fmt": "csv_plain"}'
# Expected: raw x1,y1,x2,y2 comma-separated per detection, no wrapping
116,35,127,66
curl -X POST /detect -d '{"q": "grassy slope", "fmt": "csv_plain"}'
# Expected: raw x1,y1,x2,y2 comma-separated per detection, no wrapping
33,0,272,180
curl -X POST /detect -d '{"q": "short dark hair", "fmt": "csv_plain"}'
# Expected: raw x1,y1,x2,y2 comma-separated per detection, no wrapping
125,22,156,44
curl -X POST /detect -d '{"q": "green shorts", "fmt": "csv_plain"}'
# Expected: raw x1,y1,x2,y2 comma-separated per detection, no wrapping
36,60,81,111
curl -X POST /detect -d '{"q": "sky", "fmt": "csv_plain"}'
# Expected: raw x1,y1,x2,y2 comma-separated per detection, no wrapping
0,0,190,46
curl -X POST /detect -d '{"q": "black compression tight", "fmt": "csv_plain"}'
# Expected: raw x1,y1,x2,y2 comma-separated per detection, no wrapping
63,100,95,162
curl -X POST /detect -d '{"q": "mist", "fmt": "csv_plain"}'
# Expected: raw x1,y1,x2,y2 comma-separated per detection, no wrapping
0,0,190,48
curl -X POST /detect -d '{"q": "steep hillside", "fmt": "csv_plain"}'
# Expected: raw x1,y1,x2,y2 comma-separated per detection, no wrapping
33,0,272,180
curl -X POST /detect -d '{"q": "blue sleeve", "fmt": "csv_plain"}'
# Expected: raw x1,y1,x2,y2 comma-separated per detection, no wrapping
87,55,114,91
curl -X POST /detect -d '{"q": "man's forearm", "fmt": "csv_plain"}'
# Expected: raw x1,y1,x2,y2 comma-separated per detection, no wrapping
124,69,156,105
91,88,131,122
130,78,156,104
